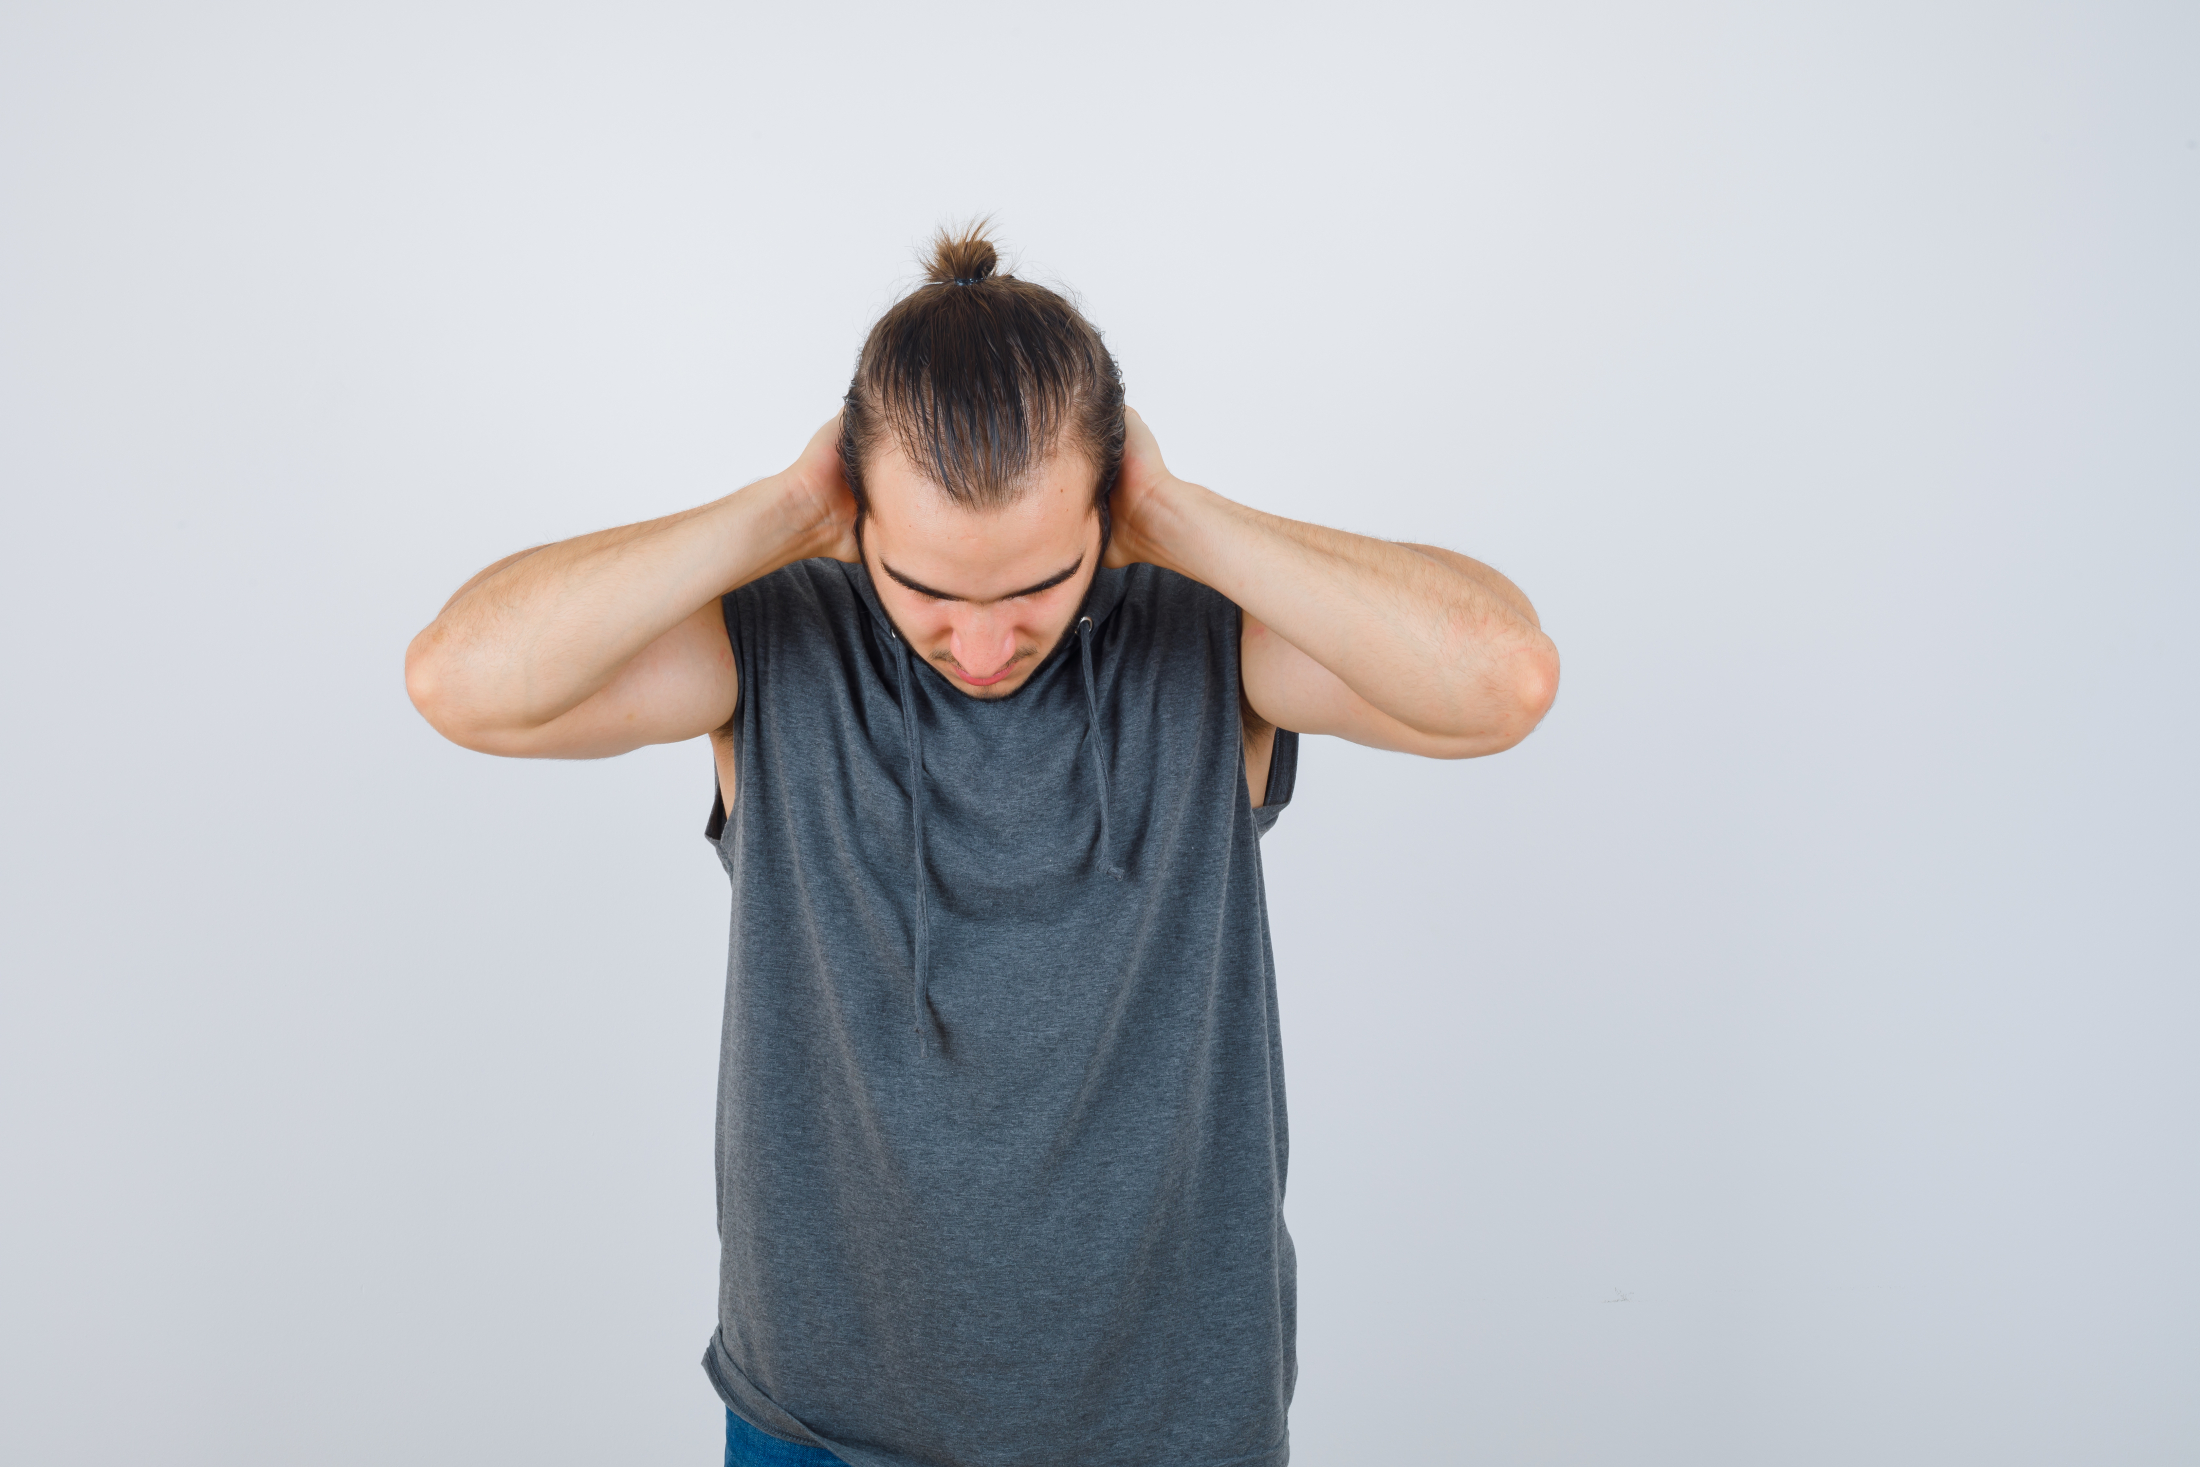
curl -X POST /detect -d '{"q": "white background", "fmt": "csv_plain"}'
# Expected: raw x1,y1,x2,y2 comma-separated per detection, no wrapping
3,2,2195,1463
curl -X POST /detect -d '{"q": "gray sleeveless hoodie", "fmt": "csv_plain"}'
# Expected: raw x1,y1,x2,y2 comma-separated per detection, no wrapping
702,558,1299,1467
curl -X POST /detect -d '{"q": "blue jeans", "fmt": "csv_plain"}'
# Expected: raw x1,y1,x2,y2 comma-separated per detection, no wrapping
725,1408,853,1467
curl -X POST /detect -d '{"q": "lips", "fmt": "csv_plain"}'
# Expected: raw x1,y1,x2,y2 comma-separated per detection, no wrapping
952,664,1016,686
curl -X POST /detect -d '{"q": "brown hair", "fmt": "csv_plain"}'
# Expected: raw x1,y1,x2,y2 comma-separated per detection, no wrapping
838,221,1126,547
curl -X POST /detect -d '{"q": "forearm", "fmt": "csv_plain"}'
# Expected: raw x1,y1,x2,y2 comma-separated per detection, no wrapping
405,475,821,736
1138,480,1557,741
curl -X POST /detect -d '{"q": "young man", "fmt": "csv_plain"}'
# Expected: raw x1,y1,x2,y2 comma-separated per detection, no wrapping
405,228,1558,1467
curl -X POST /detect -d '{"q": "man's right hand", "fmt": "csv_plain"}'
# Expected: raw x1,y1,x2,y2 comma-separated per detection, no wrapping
783,413,861,564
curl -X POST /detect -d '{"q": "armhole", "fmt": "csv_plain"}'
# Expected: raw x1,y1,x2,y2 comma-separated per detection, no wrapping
1231,586,1299,836
703,591,740,844
1253,729,1298,837
1263,728,1299,809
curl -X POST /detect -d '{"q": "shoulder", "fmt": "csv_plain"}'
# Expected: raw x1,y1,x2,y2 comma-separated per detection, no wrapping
729,557,859,609
725,558,865,636
1112,563,1239,637
1104,566,1243,710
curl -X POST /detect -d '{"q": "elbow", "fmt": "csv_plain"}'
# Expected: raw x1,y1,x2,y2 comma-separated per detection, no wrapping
404,626,464,742
404,626,508,754
1486,635,1559,752
1511,634,1561,737
1432,634,1559,759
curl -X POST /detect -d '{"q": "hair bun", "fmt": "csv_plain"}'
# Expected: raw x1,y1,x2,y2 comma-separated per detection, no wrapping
925,222,1000,285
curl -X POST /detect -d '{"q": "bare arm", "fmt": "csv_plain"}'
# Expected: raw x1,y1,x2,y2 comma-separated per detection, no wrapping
1107,409,1558,760
404,418,858,758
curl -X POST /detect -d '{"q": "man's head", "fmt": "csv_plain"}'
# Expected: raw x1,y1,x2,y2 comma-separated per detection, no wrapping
839,223,1125,699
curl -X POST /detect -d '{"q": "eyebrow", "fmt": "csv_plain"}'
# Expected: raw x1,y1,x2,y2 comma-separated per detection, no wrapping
880,556,1085,604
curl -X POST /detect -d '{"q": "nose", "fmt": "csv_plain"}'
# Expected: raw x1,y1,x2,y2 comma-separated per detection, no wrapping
948,606,1018,679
